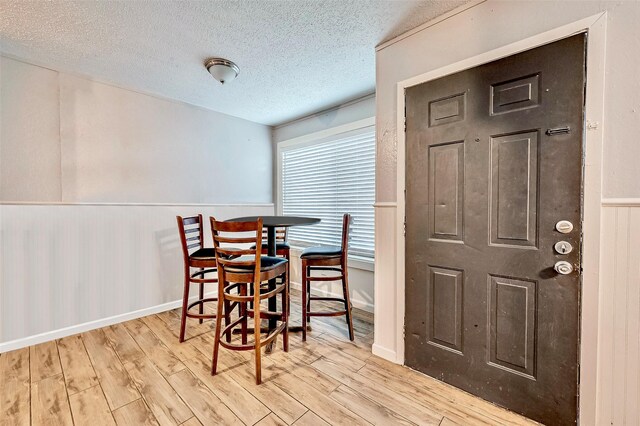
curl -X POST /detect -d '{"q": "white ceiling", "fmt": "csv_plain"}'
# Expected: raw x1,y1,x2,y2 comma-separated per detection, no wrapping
0,0,466,126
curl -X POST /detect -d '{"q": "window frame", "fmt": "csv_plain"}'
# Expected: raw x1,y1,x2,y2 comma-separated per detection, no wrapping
276,117,375,270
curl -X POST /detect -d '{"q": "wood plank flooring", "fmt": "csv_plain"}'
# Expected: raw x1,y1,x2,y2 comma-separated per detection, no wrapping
0,291,539,425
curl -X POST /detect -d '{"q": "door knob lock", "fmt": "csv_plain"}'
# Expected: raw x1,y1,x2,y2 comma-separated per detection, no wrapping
555,220,574,234
554,261,573,275
554,241,573,255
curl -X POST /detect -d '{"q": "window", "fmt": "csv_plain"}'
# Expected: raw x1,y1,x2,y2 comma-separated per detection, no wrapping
279,124,375,259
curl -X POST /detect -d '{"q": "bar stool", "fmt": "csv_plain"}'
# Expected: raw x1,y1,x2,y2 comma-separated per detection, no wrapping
301,213,354,341
210,217,289,385
176,215,230,343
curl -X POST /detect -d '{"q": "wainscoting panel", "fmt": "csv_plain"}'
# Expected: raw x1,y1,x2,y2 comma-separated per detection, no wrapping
0,203,273,350
598,202,640,425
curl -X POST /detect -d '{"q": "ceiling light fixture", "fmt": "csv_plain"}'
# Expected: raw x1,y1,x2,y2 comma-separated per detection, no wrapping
205,58,239,85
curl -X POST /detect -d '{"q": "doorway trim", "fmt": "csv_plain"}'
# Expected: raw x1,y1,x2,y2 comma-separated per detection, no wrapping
394,12,606,425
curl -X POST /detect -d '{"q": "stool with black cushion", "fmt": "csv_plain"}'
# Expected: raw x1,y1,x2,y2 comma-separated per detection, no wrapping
176,215,232,343
301,213,354,342
210,217,289,385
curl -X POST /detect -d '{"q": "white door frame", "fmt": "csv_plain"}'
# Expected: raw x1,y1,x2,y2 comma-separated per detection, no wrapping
395,13,606,424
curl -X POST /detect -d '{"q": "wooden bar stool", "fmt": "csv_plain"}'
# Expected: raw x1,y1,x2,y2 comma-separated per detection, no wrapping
176,215,231,343
210,217,289,384
301,213,354,341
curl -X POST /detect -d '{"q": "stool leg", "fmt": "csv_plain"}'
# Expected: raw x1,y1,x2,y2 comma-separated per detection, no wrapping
306,265,312,323
199,277,204,324
179,270,190,343
301,259,308,342
341,265,355,342
224,299,232,343
253,287,262,385
240,283,248,345
282,267,289,352
211,279,225,376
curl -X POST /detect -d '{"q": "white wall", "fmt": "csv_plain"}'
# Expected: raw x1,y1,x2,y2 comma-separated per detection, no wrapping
0,203,273,351
0,56,275,350
1,56,273,204
374,1,639,424
272,93,375,143
273,95,376,313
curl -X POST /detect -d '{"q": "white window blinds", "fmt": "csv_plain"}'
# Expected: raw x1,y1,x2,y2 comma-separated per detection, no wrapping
281,126,375,259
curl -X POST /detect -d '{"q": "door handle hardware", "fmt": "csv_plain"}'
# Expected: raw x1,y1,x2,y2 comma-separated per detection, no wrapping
554,241,573,255
546,126,571,136
555,220,574,234
554,261,573,275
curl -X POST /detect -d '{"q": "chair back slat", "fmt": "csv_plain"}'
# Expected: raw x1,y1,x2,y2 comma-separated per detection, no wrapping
210,218,263,273
182,216,200,226
262,227,288,242
177,215,204,260
215,236,257,244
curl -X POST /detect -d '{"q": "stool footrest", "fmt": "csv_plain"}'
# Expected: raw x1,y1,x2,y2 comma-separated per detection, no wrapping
185,297,217,319
191,268,217,279
258,283,286,300
219,319,286,351
308,267,342,273
185,312,217,320
305,275,345,282
309,296,346,303
308,310,348,317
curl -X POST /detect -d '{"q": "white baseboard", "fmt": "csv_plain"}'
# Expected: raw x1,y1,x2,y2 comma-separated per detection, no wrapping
372,343,399,363
289,281,374,313
0,292,216,353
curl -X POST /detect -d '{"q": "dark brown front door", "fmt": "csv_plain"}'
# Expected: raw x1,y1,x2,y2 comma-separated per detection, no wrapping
404,34,586,425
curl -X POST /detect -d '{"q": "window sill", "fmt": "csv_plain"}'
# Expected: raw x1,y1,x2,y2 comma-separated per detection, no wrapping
288,247,374,272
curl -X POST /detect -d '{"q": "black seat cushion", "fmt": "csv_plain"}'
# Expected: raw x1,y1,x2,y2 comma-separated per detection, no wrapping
224,255,287,272
250,242,291,250
190,248,217,260
190,248,241,260
300,245,342,258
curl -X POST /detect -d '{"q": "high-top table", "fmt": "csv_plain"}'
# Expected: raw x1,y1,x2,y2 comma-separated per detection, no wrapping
227,215,320,350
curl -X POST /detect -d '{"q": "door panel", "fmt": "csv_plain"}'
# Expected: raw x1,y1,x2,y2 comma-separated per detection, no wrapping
405,34,586,425
429,142,464,240
488,275,537,378
427,266,463,353
490,131,538,247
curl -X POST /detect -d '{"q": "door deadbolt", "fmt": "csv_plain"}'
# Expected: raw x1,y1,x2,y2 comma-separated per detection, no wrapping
555,220,574,234
554,241,573,255
554,261,573,275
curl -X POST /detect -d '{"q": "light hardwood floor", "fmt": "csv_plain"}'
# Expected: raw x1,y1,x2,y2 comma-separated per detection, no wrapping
0,291,538,426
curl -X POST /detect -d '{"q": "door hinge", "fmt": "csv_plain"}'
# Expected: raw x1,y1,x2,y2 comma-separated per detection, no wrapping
404,216,407,236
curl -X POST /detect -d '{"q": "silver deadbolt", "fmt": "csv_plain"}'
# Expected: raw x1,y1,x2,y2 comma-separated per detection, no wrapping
554,241,573,255
555,220,574,234
554,261,573,275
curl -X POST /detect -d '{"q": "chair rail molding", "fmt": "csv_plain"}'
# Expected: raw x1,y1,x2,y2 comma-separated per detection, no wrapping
601,198,640,207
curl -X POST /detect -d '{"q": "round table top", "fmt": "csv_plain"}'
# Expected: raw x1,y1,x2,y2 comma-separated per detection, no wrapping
227,215,320,227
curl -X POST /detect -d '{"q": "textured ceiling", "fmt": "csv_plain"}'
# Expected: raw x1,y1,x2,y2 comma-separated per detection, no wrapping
0,0,467,125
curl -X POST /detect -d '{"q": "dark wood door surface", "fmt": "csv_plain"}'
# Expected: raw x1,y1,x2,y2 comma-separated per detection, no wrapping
404,34,586,425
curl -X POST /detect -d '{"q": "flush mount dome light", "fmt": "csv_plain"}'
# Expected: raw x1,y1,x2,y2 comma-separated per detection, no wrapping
205,58,239,84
